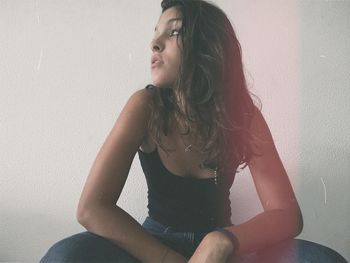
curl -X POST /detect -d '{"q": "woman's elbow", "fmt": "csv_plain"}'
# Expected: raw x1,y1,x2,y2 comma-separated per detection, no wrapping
76,201,98,226
282,205,303,238
295,209,304,236
76,201,116,227
288,199,304,237
76,203,89,225
288,206,303,237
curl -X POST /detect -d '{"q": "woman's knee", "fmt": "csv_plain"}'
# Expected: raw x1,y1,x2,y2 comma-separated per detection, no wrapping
255,238,347,263
39,231,141,263
294,239,347,263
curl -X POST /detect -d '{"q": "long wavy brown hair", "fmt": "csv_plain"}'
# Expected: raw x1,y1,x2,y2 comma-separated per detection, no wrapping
147,0,262,179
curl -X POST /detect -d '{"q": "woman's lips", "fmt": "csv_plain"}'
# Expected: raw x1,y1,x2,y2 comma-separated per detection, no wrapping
151,60,163,69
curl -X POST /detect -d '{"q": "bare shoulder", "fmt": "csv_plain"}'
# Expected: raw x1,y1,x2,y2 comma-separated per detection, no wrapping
124,87,154,113
112,87,155,148
128,86,155,108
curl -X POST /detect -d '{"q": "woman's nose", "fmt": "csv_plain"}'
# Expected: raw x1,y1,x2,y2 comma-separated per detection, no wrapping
150,38,163,52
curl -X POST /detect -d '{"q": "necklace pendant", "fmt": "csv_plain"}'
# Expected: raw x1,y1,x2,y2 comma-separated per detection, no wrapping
184,144,192,152
214,169,218,185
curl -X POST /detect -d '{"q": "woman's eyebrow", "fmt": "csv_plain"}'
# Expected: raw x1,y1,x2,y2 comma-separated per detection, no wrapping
154,18,182,32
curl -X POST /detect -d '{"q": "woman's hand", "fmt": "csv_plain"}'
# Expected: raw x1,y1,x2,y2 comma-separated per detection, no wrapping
188,231,234,263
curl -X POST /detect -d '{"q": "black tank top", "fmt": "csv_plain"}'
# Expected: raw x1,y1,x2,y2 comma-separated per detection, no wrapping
137,147,234,233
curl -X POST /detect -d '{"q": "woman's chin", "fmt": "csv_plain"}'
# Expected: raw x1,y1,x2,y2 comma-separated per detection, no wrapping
151,79,172,89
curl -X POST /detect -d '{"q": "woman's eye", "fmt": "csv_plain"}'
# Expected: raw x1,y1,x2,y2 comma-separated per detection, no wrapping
169,29,181,37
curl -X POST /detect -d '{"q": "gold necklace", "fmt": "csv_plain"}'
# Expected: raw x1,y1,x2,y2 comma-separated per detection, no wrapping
178,129,219,185
173,114,195,153
173,114,219,184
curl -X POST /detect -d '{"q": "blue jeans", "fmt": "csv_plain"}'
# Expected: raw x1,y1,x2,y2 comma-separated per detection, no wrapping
40,216,347,263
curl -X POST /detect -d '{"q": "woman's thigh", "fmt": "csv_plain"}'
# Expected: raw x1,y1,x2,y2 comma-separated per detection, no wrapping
232,238,348,263
39,231,141,263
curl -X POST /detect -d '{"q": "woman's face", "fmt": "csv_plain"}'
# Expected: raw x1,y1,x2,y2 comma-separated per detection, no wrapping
150,7,183,88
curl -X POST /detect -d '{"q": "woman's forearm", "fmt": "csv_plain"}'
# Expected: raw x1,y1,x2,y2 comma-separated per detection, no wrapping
223,208,303,256
77,205,187,263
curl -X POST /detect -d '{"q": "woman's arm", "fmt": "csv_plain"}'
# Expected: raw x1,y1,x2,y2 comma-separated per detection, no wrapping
190,107,303,262
76,88,187,263
227,107,303,255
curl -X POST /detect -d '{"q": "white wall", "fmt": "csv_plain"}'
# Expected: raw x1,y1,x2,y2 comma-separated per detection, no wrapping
0,0,348,262
297,0,350,258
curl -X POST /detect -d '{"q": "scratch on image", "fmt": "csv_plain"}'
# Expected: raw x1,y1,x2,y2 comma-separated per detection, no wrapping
36,0,40,24
320,177,327,205
37,49,43,71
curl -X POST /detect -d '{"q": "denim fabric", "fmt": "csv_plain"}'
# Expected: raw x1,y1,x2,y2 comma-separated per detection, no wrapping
39,231,140,263
39,216,347,263
141,216,207,259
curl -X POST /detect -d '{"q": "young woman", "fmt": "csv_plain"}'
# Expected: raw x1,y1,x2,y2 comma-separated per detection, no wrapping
40,1,347,262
